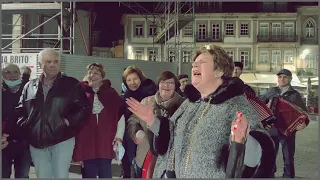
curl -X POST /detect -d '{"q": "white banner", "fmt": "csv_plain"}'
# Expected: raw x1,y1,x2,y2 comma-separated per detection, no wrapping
1,53,39,79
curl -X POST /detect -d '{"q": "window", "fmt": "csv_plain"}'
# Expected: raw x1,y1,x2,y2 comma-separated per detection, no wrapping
284,51,294,63
148,50,156,61
92,51,97,57
184,23,193,36
149,25,156,36
100,52,107,58
198,24,206,40
212,24,220,39
272,23,281,39
284,23,294,38
271,50,281,70
306,20,315,38
240,23,249,35
259,23,269,37
182,51,191,63
226,50,235,61
92,33,97,42
240,51,250,69
226,23,234,35
135,24,143,36
169,51,175,62
259,51,269,64
305,54,315,68
135,50,143,60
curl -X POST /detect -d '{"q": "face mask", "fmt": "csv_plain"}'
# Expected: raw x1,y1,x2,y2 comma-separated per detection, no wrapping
114,142,125,165
22,74,31,82
4,79,22,87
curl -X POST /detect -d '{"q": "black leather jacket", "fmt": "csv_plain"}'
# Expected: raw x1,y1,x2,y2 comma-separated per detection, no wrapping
16,73,92,149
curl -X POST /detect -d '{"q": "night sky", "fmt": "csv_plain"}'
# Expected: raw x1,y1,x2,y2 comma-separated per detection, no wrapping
92,2,156,47
91,2,318,47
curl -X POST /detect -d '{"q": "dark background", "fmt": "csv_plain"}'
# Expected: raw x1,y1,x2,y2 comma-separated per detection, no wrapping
83,2,318,47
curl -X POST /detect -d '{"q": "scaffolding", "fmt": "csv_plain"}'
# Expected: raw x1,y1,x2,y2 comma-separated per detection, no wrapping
1,2,76,54
120,1,195,75
154,1,195,75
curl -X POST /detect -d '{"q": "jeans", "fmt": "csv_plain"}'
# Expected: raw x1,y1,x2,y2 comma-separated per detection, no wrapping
83,158,112,178
268,127,296,178
121,131,137,178
133,159,142,178
2,141,32,178
29,138,75,178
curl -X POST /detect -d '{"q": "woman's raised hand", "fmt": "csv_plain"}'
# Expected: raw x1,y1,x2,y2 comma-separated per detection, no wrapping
231,112,250,144
126,97,155,126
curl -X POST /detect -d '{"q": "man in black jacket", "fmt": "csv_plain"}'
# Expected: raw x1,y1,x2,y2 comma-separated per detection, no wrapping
2,63,32,178
20,65,32,83
233,62,256,96
260,69,307,178
16,48,91,178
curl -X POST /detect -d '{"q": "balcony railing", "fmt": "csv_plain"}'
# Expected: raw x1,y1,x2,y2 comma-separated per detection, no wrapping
300,37,318,45
297,68,318,77
257,34,298,42
196,34,223,42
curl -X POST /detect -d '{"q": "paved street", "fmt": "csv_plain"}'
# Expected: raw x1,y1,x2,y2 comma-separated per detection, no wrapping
14,116,319,178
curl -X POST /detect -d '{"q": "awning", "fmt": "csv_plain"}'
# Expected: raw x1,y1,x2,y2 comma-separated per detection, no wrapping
247,73,304,87
239,73,257,83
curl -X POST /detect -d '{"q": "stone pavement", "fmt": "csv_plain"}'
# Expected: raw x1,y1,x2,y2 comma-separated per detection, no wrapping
16,116,319,178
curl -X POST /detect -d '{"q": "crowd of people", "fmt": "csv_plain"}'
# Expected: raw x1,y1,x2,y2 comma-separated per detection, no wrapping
1,45,308,179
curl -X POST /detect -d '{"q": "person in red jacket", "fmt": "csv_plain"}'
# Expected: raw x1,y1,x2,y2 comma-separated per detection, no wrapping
73,63,125,178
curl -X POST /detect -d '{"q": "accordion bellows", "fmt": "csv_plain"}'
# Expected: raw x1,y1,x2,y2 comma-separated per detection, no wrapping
245,93,276,128
269,96,310,136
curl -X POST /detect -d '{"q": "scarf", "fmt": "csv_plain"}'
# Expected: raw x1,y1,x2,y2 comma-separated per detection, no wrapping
279,85,290,95
92,88,104,115
153,92,182,117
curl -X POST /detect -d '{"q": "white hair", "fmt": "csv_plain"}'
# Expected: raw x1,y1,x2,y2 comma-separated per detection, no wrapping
38,48,61,63
2,63,20,73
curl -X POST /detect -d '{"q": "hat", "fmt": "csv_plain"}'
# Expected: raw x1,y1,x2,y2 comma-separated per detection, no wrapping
234,62,243,70
277,69,292,76
178,74,188,80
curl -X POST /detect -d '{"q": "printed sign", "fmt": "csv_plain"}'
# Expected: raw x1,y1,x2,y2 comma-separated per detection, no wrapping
1,53,39,79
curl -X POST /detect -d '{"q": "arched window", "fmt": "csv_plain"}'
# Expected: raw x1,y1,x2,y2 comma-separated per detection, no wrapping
305,20,315,38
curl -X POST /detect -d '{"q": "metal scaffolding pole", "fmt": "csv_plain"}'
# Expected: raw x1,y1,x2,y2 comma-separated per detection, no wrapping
2,2,75,54
2,12,61,50
60,2,63,53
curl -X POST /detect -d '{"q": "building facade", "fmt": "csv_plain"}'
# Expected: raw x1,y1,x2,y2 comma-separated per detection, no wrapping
121,5,318,78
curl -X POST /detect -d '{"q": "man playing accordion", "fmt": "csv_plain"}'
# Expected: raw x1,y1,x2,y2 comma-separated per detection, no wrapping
260,69,308,178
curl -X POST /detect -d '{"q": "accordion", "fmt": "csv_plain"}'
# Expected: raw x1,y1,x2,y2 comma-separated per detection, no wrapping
245,92,276,128
142,151,157,178
269,96,310,136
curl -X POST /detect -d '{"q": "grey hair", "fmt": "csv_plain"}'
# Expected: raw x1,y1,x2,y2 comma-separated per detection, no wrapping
39,48,61,63
2,63,20,73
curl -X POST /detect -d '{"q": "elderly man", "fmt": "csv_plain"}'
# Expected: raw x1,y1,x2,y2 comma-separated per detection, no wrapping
2,63,32,178
260,69,307,178
232,62,256,95
20,65,32,83
16,48,91,178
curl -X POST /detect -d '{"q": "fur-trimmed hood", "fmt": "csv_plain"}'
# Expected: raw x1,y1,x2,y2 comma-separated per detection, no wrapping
184,77,245,104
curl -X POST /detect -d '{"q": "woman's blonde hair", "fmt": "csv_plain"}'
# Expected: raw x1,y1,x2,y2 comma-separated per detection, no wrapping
192,44,234,78
122,66,146,83
86,63,105,78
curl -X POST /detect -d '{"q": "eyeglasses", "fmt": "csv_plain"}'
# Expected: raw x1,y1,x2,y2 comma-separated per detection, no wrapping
160,81,175,86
